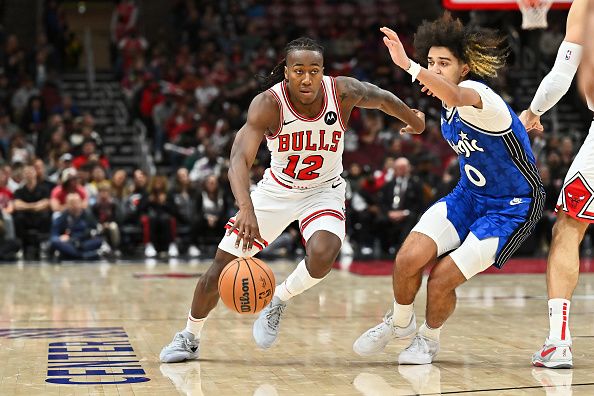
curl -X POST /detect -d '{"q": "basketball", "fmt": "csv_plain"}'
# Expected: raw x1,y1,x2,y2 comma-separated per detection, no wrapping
218,257,276,314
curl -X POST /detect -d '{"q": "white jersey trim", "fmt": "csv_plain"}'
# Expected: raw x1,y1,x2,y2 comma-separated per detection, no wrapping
281,80,328,121
266,89,283,140
329,77,347,131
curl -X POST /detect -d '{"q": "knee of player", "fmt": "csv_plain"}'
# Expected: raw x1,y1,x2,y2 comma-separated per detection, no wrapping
305,247,339,274
427,266,458,293
394,249,420,276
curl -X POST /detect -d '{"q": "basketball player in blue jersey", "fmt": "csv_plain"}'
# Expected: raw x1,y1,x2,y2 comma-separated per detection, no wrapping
160,37,425,363
354,14,545,365
518,0,592,369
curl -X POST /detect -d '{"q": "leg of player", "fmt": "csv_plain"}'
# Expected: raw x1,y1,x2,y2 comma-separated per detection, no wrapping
353,232,437,356
160,248,237,363
532,212,588,369
252,230,341,349
398,256,465,365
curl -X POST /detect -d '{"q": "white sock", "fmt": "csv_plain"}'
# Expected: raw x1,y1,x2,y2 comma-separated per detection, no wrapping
419,321,441,342
274,259,325,302
393,300,414,327
185,312,207,338
548,298,571,343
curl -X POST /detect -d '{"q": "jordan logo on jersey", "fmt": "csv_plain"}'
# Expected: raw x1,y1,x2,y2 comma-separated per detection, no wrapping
447,131,484,158
278,130,342,152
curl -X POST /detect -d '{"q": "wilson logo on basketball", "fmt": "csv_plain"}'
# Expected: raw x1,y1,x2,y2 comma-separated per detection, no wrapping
240,278,251,312
218,257,276,314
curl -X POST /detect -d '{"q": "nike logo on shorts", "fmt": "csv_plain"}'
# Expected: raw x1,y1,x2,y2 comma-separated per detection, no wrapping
509,198,523,206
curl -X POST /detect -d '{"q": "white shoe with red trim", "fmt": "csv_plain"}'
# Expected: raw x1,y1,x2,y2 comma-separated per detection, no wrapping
532,338,573,369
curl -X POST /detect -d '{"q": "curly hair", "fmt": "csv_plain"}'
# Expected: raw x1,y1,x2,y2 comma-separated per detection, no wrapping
257,37,324,91
413,12,509,79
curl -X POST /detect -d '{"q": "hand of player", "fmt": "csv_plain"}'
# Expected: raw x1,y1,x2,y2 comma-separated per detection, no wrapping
227,207,263,252
519,110,544,133
400,109,425,134
380,27,412,71
420,84,436,97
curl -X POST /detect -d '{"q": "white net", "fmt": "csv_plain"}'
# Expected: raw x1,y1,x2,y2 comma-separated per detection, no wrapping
516,0,555,29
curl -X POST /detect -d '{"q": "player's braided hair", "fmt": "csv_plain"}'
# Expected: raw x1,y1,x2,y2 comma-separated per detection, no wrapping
257,37,324,91
413,12,509,79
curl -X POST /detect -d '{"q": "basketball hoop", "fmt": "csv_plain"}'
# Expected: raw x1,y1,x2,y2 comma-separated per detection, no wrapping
516,0,554,29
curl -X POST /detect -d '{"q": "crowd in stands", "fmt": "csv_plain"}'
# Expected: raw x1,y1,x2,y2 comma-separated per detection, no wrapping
0,0,589,261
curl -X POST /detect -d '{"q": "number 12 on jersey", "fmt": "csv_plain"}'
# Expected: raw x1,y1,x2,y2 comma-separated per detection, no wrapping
282,154,324,180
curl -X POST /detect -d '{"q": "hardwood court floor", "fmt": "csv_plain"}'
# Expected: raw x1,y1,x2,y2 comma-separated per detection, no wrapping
1,260,594,395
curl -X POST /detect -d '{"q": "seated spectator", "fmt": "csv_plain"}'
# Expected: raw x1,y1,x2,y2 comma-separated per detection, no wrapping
345,163,380,256
377,157,427,255
0,167,16,242
72,139,110,170
50,192,106,260
33,157,56,191
70,113,103,152
47,152,72,183
110,168,130,210
51,94,80,122
168,168,200,256
194,174,229,250
189,143,223,184
13,164,51,259
143,174,177,257
91,182,121,254
120,168,148,253
50,167,88,215
0,214,20,261
0,111,20,158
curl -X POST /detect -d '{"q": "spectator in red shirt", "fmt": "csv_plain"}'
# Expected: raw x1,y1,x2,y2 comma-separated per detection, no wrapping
50,167,88,214
72,139,110,170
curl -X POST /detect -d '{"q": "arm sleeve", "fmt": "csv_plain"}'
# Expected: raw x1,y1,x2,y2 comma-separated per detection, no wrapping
456,80,512,132
529,41,583,116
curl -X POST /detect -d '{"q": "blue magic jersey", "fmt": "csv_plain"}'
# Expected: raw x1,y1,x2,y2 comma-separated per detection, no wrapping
441,81,543,199
436,80,545,268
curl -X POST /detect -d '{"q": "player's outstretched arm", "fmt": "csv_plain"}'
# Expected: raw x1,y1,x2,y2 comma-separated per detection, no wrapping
379,26,482,110
578,0,594,99
227,92,279,252
520,0,587,130
335,76,425,134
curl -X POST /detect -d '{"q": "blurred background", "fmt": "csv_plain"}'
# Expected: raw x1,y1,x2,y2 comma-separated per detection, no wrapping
0,0,589,263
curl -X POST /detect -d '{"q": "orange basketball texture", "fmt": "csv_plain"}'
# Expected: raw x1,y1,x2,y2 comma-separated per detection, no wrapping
218,257,276,314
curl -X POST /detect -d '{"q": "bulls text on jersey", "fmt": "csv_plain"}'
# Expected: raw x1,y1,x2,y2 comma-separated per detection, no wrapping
277,130,342,153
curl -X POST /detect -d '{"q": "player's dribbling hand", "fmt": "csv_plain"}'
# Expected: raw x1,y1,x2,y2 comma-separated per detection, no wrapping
519,110,544,134
380,27,411,71
401,109,425,134
227,207,263,252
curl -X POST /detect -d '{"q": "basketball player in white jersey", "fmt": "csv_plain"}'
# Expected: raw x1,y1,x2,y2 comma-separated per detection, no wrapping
518,0,592,369
160,37,425,362
579,0,594,97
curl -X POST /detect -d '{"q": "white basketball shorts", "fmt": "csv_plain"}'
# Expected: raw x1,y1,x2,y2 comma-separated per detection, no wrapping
556,120,594,223
218,169,346,257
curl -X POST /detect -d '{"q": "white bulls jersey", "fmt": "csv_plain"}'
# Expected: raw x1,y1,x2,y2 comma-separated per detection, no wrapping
265,76,347,189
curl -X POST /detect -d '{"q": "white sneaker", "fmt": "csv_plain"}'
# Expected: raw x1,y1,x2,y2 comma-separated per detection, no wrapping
168,243,179,257
532,338,573,369
253,296,287,349
145,243,157,258
398,334,439,365
188,245,201,257
159,331,200,363
353,311,416,356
